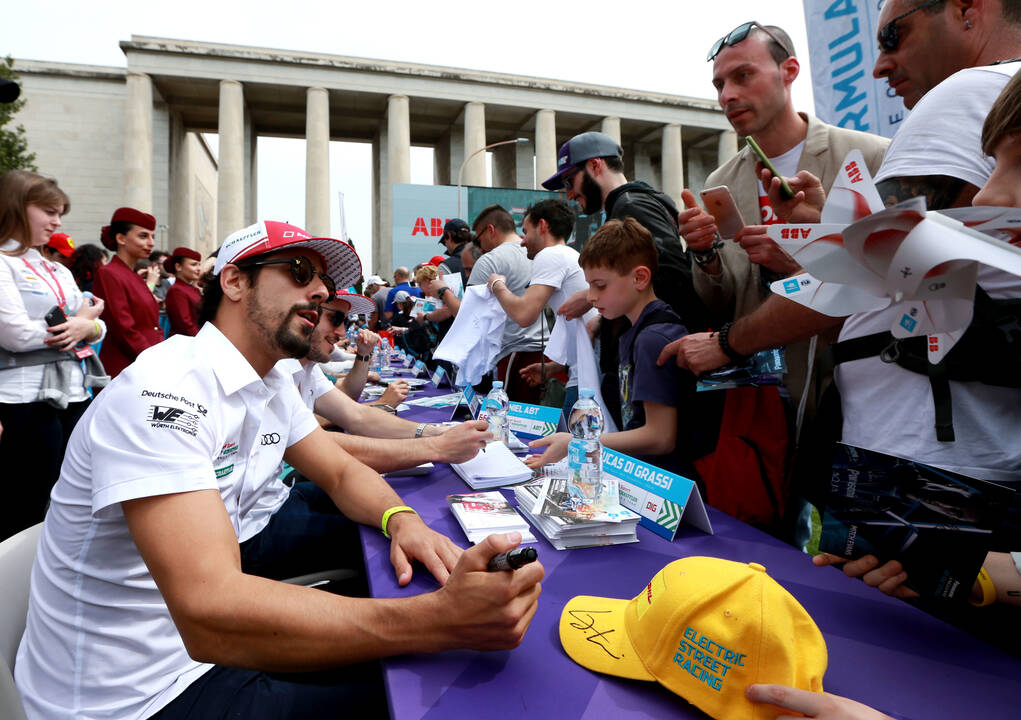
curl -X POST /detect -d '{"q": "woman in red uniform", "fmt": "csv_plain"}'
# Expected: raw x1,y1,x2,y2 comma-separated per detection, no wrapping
92,207,164,377
163,246,203,336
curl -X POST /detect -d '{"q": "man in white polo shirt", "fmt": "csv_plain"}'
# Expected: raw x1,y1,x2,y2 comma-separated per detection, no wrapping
241,288,493,580
15,221,544,720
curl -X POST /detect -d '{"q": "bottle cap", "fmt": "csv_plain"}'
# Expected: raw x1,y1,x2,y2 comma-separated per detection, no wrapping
579,388,595,398
492,381,504,389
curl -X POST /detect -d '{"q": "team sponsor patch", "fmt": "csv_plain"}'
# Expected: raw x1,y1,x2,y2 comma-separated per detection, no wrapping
215,464,234,479
147,405,200,436
220,441,239,457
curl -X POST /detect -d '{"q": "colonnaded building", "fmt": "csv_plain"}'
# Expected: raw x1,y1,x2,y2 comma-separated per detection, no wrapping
14,36,736,275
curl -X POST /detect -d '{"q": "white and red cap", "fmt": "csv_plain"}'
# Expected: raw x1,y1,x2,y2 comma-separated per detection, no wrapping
325,290,375,317
213,221,362,289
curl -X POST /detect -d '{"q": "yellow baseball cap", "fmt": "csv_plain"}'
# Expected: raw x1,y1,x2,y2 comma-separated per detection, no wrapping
559,556,827,719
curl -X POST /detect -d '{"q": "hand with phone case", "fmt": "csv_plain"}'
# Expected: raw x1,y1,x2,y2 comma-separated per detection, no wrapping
677,189,721,253
44,298,105,352
757,166,826,224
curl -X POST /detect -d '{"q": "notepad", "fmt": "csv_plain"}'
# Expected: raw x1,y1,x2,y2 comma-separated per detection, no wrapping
450,441,534,489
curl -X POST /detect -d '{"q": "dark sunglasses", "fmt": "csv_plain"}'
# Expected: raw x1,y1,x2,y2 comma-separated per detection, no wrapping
707,21,791,62
878,0,943,53
561,165,582,190
321,308,347,327
235,255,336,297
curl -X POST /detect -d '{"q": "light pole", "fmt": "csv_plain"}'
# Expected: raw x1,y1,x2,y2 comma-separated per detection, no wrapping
457,137,529,217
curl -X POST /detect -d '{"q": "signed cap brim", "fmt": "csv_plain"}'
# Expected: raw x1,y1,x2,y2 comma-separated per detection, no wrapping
558,596,653,681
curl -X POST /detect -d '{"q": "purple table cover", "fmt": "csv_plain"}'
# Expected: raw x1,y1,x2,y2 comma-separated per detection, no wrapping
359,383,1021,719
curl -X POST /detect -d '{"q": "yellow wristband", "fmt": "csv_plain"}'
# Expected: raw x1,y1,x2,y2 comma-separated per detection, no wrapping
969,567,996,607
92,320,101,339
381,505,417,539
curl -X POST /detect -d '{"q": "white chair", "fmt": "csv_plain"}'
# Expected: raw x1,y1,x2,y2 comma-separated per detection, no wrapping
0,523,41,720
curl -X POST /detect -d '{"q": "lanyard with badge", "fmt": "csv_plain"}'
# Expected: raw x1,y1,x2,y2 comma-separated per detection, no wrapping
22,257,94,359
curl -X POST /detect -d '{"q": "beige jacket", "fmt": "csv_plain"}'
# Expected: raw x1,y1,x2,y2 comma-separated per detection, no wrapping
693,114,889,425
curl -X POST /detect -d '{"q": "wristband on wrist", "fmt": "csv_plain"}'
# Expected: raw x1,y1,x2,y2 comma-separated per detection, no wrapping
414,422,428,438
969,567,997,606
437,286,449,299
92,320,101,339
381,505,417,539
355,353,372,362
717,322,749,363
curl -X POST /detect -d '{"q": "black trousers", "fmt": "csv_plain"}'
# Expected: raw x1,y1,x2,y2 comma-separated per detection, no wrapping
0,399,89,540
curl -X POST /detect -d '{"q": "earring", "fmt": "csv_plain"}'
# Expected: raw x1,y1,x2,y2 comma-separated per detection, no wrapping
965,19,973,29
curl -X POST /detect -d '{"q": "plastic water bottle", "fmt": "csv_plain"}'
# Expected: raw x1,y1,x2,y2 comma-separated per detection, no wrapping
484,381,510,443
568,388,603,495
380,337,392,376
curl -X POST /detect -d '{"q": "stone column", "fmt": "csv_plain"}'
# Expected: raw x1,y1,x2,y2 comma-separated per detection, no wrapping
462,102,487,187
661,124,684,206
375,95,411,276
515,138,535,189
601,116,622,146
491,144,516,189
534,109,556,189
124,72,154,211
434,131,451,186
168,113,192,250
387,95,411,186
217,80,245,242
305,87,331,237
717,129,739,167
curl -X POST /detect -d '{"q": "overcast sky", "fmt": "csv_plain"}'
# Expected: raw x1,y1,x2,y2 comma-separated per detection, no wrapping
5,0,816,272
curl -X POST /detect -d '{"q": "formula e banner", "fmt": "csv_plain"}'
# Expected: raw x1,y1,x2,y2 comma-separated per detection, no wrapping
803,0,908,138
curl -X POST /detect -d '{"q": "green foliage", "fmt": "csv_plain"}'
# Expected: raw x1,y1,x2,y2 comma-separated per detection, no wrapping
0,56,37,174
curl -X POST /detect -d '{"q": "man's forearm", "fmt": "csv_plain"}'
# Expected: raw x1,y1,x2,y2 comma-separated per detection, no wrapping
330,432,438,473
439,290,461,315
339,356,371,400
730,295,844,356
493,284,542,328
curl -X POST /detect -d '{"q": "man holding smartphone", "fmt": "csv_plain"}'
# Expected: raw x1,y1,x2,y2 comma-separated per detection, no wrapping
679,21,888,429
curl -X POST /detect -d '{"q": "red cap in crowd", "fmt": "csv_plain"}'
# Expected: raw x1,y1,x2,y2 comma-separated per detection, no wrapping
46,232,75,258
427,255,446,266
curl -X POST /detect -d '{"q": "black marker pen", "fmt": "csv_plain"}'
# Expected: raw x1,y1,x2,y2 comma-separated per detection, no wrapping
487,546,538,571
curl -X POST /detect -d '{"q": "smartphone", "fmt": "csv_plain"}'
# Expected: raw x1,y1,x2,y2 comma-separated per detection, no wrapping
744,136,795,200
44,305,68,331
699,185,746,239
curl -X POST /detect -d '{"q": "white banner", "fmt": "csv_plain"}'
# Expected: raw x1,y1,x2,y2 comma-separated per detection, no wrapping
803,0,907,138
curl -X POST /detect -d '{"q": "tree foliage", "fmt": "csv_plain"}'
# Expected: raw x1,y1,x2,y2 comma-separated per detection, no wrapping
0,56,38,174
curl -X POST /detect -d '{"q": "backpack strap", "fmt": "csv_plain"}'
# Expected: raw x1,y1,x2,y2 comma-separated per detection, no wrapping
831,330,956,442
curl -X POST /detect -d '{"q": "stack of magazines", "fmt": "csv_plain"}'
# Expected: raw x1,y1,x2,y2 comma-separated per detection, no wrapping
450,441,533,489
513,471,640,550
447,491,536,544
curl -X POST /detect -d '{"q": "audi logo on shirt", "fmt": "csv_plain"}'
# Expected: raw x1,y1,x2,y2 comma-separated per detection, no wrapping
261,433,281,445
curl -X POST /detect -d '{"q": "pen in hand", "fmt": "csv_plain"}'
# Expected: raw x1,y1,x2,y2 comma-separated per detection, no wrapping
487,546,537,571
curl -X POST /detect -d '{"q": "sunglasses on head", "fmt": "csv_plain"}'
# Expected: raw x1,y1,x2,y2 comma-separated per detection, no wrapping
707,21,791,62
878,0,944,53
235,255,336,297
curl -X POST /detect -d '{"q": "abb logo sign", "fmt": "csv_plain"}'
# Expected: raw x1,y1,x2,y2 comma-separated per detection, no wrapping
779,228,812,240
845,160,863,184
411,217,453,236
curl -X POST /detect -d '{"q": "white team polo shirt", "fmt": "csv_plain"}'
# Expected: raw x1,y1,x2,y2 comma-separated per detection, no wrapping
239,359,339,540
15,323,319,720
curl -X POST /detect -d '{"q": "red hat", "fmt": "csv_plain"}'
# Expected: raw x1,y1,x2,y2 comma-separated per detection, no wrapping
46,232,75,258
325,290,375,317
100,207,157,251
427,255,446,266
163,246,202,274
213,220,362,289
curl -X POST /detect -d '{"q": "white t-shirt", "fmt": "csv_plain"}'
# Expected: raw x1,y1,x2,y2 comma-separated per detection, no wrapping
0,241,106,403
756,140,805,225
469,240,545,360
529,243,588,314
529,243,588,387
837,62,1021,483
15,323,319,720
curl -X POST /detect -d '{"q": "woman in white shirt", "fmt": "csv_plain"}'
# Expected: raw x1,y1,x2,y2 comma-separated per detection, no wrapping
0,170,106,540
